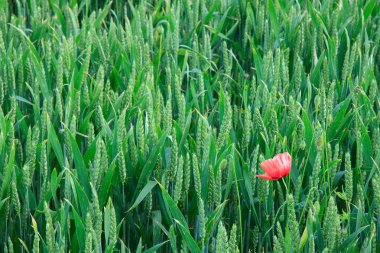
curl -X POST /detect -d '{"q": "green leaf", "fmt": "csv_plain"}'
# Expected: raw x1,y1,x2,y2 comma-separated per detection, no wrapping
267,0,279,38
143,240,169,253
310,51,326,86
251,46,263,81
67,131,91,196
71,173,90,217
337,226,369,252
15,95,33,106
1,144,15,198
99,160,115,207
361,123,373,168
178,111,192,152
175,220,201,253
47,118,64,168
205,200,227,240
211,7,230,45
104,198,112,245
363,0,376,21
10,24,50,99
302,109,317,166
50,168,58,204
18,238,30,253
364,152,380,195
68,200,86,251
135,130,168,191
51,3,66,32
0,197,9,211
136,238,143,253
327,95,352,140
158,182,202,253
128,181,157,212
299,226,308,250
95,2,112,28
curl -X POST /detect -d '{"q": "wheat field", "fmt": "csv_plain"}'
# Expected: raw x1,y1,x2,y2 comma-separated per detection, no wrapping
0,0,379,252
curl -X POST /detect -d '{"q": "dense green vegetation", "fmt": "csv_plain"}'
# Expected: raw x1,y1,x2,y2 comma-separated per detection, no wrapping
0,0,379,252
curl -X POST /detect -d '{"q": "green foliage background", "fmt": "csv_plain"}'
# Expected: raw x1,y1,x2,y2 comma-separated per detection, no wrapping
0,0,379,252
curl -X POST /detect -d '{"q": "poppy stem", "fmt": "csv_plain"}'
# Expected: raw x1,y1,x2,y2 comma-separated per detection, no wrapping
282,177,288,195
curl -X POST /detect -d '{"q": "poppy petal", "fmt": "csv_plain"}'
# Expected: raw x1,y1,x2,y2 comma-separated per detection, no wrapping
257,153,292,180
273,152,291,177
260,159,280,178
256,174,276,180
280,153,292,176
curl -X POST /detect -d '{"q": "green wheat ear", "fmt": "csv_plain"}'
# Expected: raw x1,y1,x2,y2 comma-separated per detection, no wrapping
178,94,186,130
10,172,20,215
202,131,211,170
207,165,215,209
323,197,339,251
117,111,127,185
0,30,5,54
286,194,300,251
254,108,267,141
308,233,315,253
273,236,283,253
85,211,93,253
22,162,31,189
198,197,206,241
174,156,184,204
163,89,173,135
32,220,40,253
144,191,152,218
217,94,232,151
44,203,55,253
192,153,202,199
370,222,377,252
169,225,177,253
309,151,321,201
251,226,259,252
137,110,145,156
40,142,48,200
182,152,191,202
369,79,378,105
276,222,286,253
196,117,205,159
228,224,237,253
109,199,117,245
0,77,4,106
216,222,228,253
5,237,13,253
269,109,278,141
214,161,224,207
372,174,380,214
242,105,252,150
257,154,268,204
169,130,178,183
345,152,353,203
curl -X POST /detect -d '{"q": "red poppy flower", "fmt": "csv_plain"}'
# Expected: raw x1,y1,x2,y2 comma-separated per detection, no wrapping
256,152,292,181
